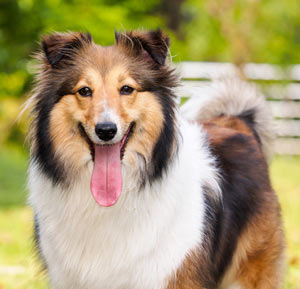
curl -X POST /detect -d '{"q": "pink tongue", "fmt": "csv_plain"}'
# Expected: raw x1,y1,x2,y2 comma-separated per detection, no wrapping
91,144,122,207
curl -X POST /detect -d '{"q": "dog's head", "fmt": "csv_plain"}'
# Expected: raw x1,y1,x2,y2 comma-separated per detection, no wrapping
30,30,178,206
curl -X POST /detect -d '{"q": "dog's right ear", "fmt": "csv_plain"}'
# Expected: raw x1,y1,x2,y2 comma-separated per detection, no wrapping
41,32,92,68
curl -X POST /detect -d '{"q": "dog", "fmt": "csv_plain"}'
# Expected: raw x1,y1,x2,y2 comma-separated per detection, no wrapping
27,29,285,289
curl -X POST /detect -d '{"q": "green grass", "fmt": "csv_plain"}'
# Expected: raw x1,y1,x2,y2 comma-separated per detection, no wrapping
0,146,47,288
0,145,29,207
270,155,300,289
0,147,299,289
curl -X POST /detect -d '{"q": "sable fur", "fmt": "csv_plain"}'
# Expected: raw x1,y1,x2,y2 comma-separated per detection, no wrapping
27,29,284,289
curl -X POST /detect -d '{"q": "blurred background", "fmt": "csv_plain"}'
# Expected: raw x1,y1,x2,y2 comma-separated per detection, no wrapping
0,0,299,288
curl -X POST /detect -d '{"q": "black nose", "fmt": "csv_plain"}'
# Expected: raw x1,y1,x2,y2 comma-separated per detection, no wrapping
95,122,117,141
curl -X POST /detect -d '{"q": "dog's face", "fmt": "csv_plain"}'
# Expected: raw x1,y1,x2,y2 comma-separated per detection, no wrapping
46,38,164,171
31,30,178,206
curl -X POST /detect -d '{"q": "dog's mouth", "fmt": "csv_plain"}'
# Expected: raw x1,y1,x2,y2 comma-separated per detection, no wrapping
78,122,135,207
120,122,135,159
78,122,135,161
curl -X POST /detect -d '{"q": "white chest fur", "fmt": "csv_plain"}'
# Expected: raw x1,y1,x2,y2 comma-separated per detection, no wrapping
28,120,219,289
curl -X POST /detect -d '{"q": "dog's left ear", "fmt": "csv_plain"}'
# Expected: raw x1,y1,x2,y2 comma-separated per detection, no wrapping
115,29,170,66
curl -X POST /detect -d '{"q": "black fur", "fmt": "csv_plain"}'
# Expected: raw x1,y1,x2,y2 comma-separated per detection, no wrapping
201,132,271,288
33,88,64,185
33,75,80,185
115,29,169,66
150,88,178,181
238,109,262,146
42,32,92,67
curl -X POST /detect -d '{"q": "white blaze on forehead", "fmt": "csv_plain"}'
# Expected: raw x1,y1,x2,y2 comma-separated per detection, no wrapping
97,99,118,122
94,99,123,143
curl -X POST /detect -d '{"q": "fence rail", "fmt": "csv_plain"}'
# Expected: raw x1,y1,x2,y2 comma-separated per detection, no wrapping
176,62,300,155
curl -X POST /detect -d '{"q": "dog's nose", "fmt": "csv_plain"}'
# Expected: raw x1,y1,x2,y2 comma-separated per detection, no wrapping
95,122,117,141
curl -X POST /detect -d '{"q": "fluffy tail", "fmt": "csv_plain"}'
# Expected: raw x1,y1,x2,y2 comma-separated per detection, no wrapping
180,78,274,160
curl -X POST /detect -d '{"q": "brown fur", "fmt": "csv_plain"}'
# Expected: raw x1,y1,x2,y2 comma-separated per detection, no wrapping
223,210,285,289
166,115,285,289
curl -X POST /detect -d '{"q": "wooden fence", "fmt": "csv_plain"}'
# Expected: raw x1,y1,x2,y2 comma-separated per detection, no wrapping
175,62,300,155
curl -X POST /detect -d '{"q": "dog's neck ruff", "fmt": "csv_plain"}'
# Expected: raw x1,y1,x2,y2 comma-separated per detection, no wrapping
28,117,220,289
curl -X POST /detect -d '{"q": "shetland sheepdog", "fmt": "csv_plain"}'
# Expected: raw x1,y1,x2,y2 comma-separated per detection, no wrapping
27,29,285,289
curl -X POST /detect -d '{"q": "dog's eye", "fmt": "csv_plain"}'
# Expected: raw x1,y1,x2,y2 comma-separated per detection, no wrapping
78,87,92,97
120,85,134,95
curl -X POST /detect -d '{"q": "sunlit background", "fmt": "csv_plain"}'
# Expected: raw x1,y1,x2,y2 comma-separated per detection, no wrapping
0,0,299,288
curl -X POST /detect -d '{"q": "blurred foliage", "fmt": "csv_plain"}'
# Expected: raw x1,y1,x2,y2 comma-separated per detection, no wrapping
0,3,299,286
1,0,300,147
